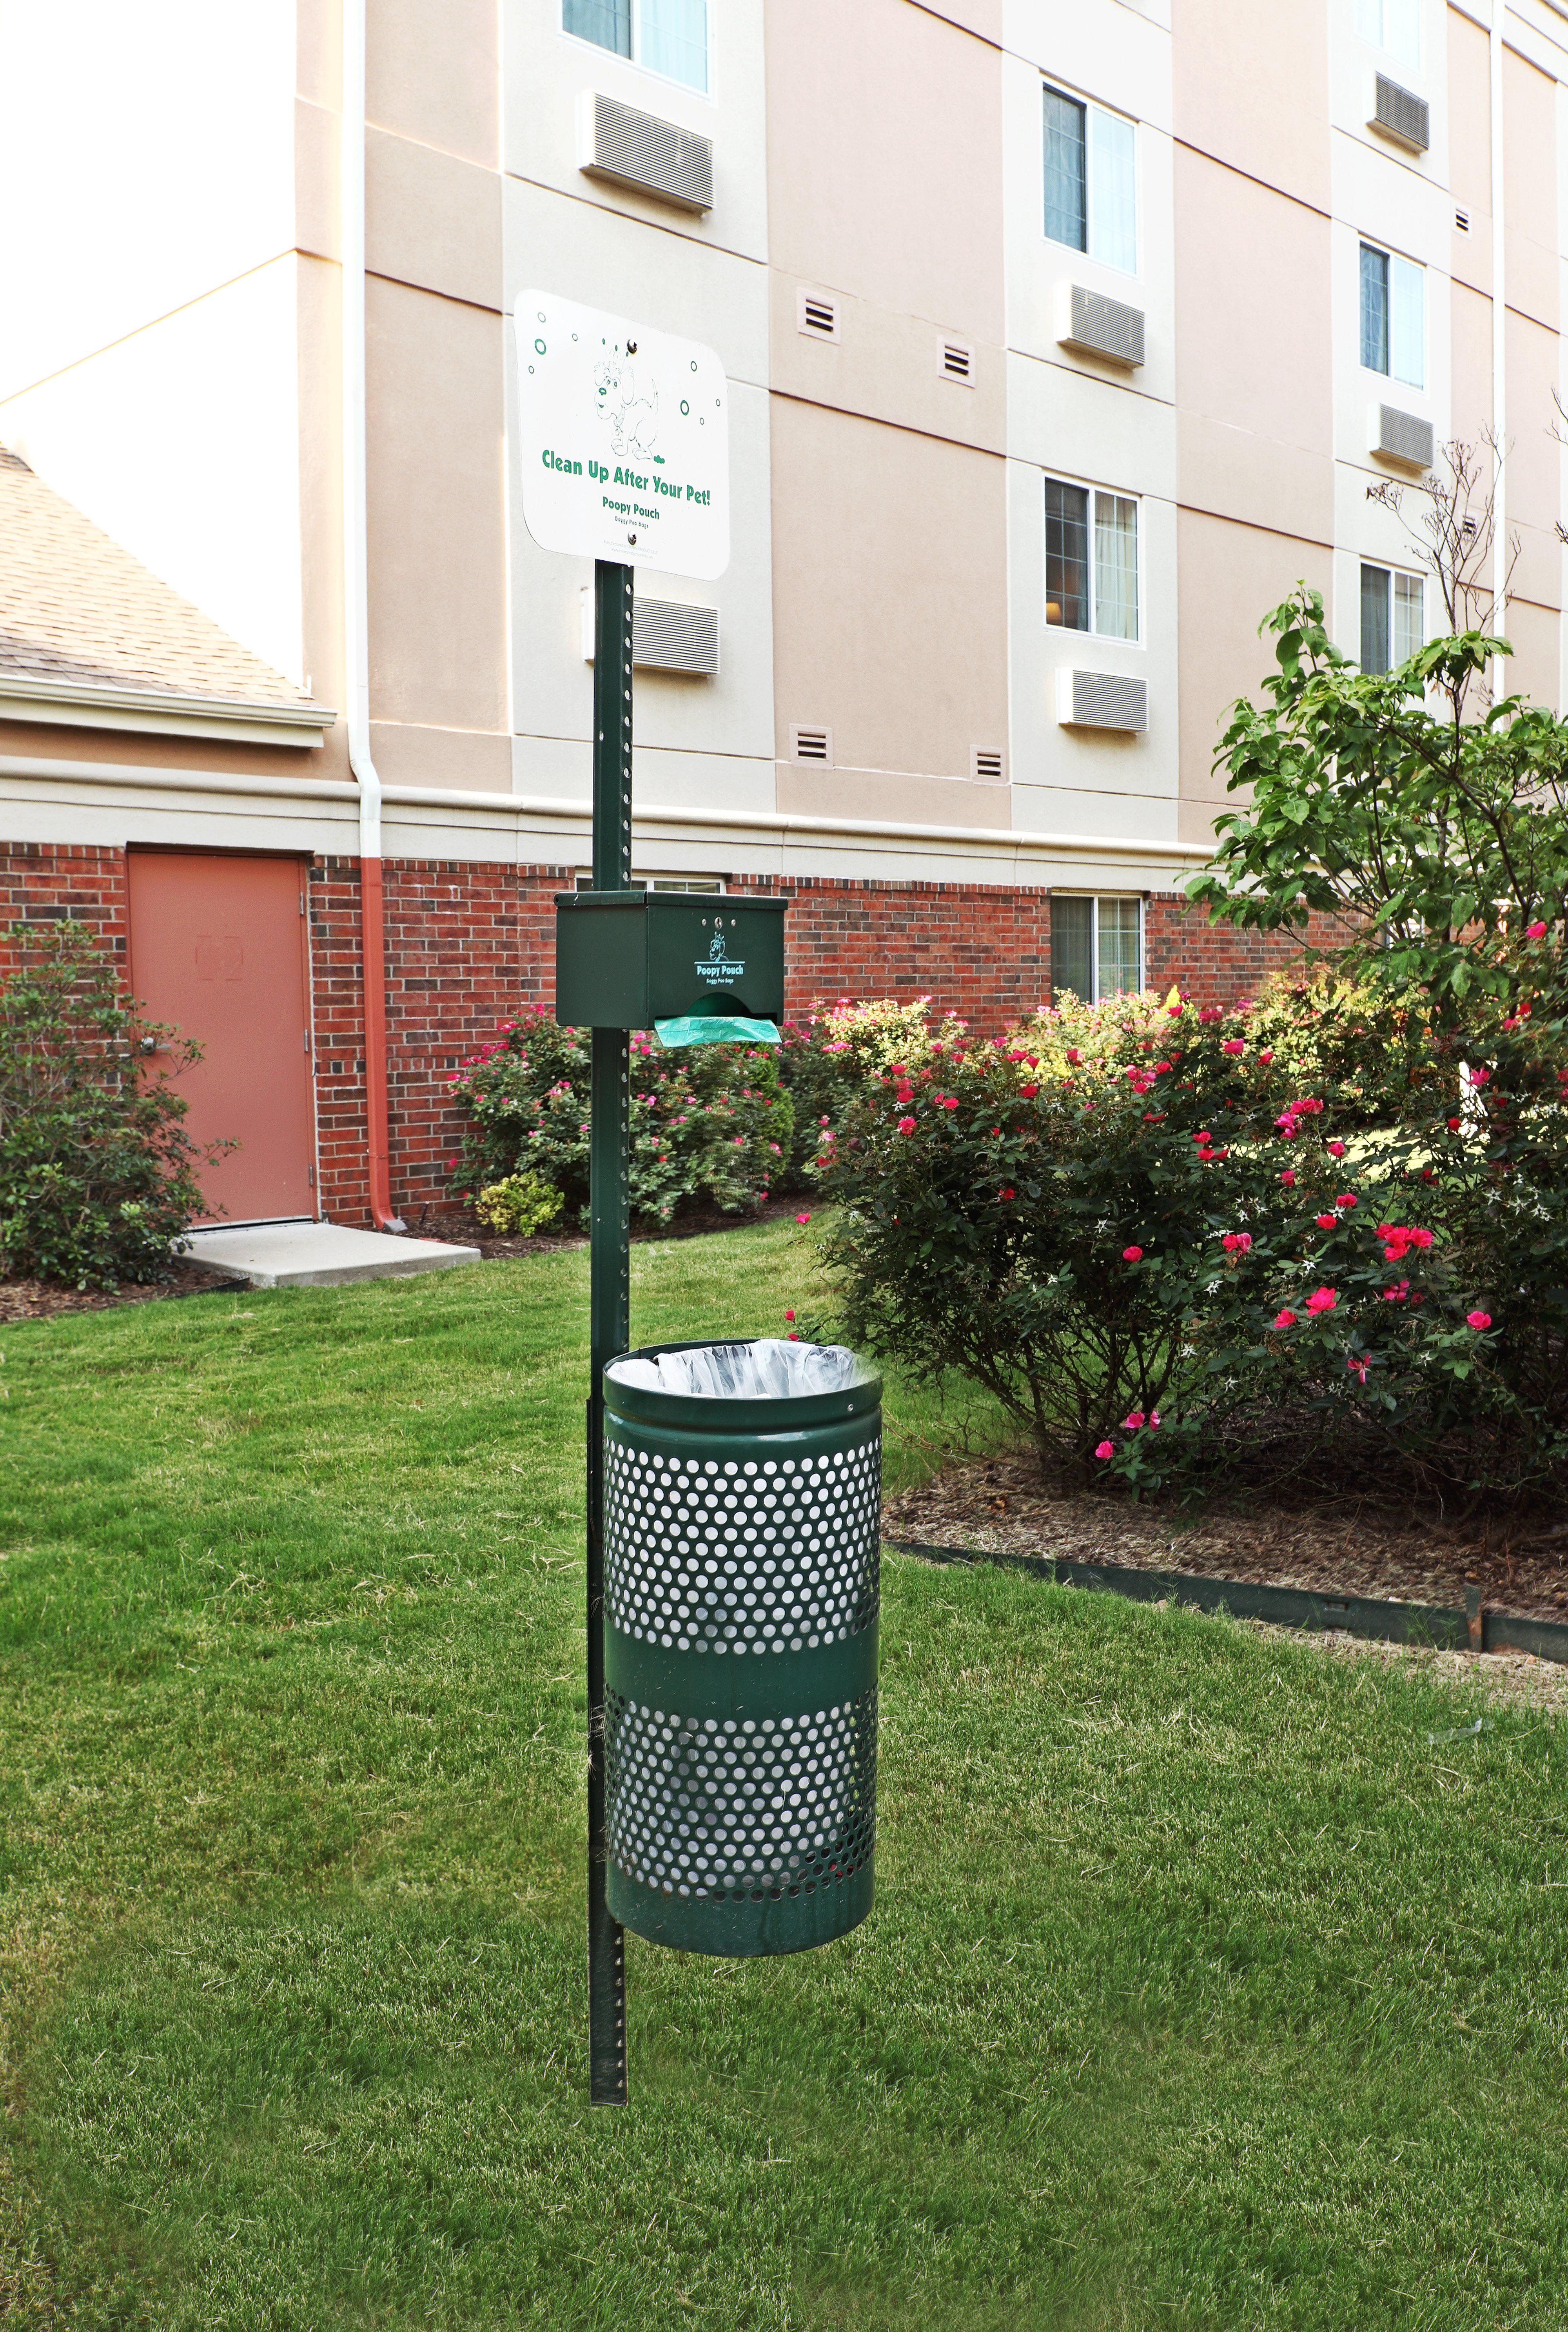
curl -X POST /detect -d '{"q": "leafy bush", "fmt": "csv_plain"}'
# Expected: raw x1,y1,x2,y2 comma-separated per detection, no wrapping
0,921,212,1290
811,980,1564,1500
778,996,967,1182
449,1006,794,1227
473,1170,563,1236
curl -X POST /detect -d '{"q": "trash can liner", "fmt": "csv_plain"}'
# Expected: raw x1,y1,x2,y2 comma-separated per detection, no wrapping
606,1339,865,1401
601,1339,882,1957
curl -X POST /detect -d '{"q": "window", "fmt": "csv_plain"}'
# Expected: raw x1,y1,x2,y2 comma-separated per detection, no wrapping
1355,0,1422,71
563,0,708,93
1359,564,1424,672
1051,896,1143,1003
575,874,724,893
1045,479,1139,641
1360,242,1423,387
1043,84,1137,273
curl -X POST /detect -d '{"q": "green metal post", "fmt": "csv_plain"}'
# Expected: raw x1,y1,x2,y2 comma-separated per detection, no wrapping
587,559,633,2106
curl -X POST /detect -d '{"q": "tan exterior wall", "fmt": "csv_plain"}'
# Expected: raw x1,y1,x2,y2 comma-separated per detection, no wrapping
1170,0,1330,215
770,399,1007,803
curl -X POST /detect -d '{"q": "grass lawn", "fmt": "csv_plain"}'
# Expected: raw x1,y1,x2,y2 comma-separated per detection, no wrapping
3,1213,1566,2330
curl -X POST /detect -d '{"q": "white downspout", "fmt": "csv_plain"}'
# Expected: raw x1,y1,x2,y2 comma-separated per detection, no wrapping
341,0,405,1231
1490,5,1508,683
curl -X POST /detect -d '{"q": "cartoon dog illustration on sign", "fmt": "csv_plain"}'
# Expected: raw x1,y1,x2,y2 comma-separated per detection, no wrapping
594,356,659,458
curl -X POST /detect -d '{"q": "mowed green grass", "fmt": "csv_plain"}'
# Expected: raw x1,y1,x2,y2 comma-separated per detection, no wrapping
2,1216,1566,2330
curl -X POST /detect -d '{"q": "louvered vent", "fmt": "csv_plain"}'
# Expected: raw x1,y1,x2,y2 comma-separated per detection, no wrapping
1455,206,1471,233
1371,75,1430,152
941,339,975,383
971,747,1005,783
1055,669,1148,733
798,289,840,340
581,591,719,676
579,91,713,212
1054,282,1145,369
790,726,832,763
1370,403,1434,470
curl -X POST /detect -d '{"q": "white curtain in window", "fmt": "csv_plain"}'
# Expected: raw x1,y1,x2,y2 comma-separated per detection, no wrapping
1088,108,1137,273
1093,493,1138,641
1384,0,1422,67
1392,572,1424,664
1096,899,1142,1000
639,0,708,89
1389,255,1423,388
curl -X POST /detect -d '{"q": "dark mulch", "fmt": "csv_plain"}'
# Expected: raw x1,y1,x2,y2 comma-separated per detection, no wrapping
883,1446,1568,1624
0,1259,234,1323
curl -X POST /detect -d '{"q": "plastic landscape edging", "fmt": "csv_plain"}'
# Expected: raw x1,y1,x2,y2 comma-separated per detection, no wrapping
885,1540,1568,1669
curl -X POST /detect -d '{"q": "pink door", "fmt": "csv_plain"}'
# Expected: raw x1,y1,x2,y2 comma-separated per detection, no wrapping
127,852,317,1225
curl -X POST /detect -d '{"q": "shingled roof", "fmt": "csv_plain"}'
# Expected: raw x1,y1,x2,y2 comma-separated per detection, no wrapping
0,445,331,727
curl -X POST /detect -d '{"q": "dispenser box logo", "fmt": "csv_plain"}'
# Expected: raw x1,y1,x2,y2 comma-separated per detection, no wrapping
515,292,730,579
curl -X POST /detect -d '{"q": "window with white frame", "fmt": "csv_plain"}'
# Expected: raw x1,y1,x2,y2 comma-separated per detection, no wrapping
1359,563,1424,672
1354,0,1422,72
1051,895,1143,1003
1360,242,1423,387
575,874,724,892
1044,478,1139,641
563,0,708,93
1043,84,1137,273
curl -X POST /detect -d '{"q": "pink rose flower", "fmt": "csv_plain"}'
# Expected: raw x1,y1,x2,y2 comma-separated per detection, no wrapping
1314,1213,1338,1230
1222,1039,1245,1055
1467,1067,1490,1088
1122,1245,1143,1261
1272,1308,1298,1328
1257,1050,1274,1064
897,1116,916,1133
1095,1440,1115,1460
1280,1169,1296,1187
1327,1141,1347,1158
795,1211,811,1225
1221,1231,1252,1252
1123,1411,1145,1429
784,1309,796,1322
1466,1309,1492,1330
1305,1287,1338,1315
1526,921,1547,939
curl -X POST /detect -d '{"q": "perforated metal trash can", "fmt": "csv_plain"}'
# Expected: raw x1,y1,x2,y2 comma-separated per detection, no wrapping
602,1340,882,1957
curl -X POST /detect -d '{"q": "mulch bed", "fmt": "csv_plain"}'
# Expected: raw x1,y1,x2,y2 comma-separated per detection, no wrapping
883,1446,1568,1624
0,1259,234,1324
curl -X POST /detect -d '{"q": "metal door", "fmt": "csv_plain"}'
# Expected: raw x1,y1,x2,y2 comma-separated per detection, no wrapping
127,852,317,1225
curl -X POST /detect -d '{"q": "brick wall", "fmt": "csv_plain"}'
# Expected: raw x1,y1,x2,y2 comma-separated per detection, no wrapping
0,840,1339,1231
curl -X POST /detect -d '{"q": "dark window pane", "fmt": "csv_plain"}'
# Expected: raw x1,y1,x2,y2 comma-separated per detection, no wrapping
564,0,631,56
1045,479,1090,631
1044,85,1087,251
1361,563,1390,673
1360,242,1389,373
1052,895,1094,1003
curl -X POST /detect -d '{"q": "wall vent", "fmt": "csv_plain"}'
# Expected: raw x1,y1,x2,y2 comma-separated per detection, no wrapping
1370,403,1434,470
1055,668,1148,733
579,91,713,212
1054,282,1145,369
971,746,1005,783
797,288,840,341
1460,513,1479,541
790,725,832,763
1455,206,1471,233
1370,74,1430,153
940,338,975,383
581,591,720,676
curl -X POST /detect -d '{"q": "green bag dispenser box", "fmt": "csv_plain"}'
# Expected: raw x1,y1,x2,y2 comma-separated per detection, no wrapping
555,891,788,1045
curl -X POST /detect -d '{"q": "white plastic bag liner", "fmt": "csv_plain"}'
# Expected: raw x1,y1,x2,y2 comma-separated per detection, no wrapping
608,1339,862,1400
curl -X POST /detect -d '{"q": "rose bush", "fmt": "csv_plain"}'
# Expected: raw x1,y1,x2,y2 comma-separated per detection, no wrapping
777,995,966,1183
448,1006,794,1227
811,979,1563,1498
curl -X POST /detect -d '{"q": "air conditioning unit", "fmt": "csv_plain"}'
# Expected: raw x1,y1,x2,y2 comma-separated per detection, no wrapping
1055,669,1148,733
578,91,713,213
582,591,720,676
1369,403,1434,470
1370,74,1430,153
1054,282,1145,369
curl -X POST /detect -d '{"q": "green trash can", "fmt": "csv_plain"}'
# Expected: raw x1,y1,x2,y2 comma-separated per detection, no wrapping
602,1339,882,1958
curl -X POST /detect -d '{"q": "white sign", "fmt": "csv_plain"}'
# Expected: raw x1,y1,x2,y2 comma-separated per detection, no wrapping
515,291,730,579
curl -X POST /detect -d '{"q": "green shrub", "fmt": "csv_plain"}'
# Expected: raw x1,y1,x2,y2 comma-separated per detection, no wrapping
449,1007,794,1228
778,996,967,1182
0,921,212,1290
812,981,1563,1499
473,1170,563,1236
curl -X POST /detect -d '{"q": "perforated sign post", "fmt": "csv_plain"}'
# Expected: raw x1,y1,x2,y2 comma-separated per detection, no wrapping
516,293,730,2105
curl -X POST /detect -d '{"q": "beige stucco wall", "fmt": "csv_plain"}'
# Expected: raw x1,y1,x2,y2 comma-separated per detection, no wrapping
1174,509,1332,846
1171,0,1330,216
1503,47,1559,335
770,399,1007,806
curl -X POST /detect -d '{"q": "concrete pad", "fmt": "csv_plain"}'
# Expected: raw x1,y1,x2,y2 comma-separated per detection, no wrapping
180,1220,482,1290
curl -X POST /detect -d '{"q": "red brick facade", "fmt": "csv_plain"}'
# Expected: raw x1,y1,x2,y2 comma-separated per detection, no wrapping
2,840,1330,1228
